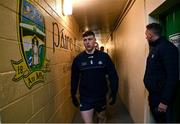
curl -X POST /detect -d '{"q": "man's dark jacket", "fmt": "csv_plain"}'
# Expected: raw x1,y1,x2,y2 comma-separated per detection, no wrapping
144,37,179,105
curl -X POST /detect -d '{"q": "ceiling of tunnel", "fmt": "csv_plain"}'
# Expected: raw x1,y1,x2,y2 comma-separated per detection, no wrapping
72,0,131,43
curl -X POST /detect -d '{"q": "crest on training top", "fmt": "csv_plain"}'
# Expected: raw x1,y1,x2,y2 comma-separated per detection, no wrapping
11,0,50,89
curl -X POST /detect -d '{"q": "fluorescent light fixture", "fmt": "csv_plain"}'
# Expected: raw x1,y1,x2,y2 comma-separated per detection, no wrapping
63,0,73,15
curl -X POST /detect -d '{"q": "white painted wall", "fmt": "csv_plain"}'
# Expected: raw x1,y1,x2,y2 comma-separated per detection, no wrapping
145,0,166,15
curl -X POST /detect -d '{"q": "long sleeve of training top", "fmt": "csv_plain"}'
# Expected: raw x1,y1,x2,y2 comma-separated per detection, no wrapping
106,54,119,97
71,56,80,97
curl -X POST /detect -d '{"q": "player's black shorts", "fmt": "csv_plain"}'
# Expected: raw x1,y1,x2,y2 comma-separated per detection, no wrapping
79,96,106,112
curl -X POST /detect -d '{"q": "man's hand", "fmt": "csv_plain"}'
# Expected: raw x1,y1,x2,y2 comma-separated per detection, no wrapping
109,94,116,105
158,102,168,112
72,96,79,107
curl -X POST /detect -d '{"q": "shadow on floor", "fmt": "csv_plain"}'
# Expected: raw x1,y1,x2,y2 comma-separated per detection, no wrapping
72,97,134,123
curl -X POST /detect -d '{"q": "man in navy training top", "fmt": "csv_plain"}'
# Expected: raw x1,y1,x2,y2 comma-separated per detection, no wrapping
71,30,119,123
144,23,179,123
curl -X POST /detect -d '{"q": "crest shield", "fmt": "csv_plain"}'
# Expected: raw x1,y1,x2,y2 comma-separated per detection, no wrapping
11,0,50,89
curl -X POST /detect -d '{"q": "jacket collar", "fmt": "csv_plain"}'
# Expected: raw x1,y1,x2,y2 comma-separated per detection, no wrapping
149,36,164,47
84,49,99,55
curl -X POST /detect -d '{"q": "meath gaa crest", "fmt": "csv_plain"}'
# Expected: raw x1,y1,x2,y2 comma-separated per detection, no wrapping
11,0,50,89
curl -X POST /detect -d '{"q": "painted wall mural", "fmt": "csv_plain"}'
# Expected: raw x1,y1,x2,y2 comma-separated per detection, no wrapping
10,0,83,89
52,22,81,53
11,0,50,89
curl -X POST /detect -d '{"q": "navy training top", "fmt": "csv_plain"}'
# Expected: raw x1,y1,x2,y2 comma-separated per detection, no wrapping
71,49,119,99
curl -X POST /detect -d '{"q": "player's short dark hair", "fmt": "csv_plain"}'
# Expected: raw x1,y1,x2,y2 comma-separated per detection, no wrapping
82,30,95,37
146,23,163,36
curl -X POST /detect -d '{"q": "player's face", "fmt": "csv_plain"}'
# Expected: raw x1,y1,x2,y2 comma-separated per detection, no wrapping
83,35,96,52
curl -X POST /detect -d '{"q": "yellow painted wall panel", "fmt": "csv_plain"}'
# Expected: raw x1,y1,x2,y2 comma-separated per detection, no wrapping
0,72,28,108
49,97,76,123
0,0,82,122
27,109,45,123
44,63,71,83
55,88,65,110
43,98,56,122
32,84,51,114
48,105,63,122
63,85,71,99
0,0,17,15
0,39,21,72
0,5,17,40
62,98,76,122
1,95,33,123
49,78,66,98
0,71,48,108
65,98,76,122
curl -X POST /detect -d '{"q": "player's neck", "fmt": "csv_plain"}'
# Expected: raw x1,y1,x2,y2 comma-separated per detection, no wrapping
86,48,95,54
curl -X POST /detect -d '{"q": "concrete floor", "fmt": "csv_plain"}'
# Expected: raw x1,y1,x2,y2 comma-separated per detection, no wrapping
72,97,134,123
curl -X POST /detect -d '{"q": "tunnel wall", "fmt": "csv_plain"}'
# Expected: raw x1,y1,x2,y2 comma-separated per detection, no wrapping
105,37,116,61
113,0,147,122
0,0,82,122
113,0,166,122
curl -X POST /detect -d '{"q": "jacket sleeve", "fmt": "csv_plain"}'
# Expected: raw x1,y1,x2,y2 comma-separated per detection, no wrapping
106,54,119,96
160,45,179,105
71,57,80,97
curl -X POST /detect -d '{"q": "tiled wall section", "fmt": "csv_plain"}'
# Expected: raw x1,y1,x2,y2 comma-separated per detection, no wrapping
0,0,83,122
